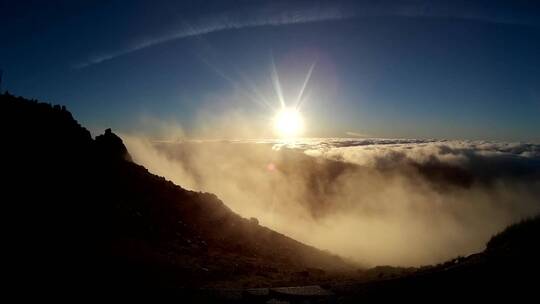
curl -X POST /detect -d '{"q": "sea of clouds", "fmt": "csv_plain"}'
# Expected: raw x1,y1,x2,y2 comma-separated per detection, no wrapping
123,136,540,267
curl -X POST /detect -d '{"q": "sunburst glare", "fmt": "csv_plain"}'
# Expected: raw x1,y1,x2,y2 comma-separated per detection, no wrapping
273,107,304,138
269,57,315,139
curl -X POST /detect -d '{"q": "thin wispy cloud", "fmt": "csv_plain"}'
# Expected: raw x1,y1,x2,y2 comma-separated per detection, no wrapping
75,6,352,68
75,1,539,69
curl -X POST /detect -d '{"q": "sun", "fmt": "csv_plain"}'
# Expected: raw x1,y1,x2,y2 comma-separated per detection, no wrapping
273,107,304,138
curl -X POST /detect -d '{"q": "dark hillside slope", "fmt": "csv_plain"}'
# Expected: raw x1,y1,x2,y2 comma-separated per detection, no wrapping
1,93,349,291
334,215,540,302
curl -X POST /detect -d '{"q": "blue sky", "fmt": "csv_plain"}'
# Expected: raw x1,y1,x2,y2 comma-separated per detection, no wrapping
1,0,539,140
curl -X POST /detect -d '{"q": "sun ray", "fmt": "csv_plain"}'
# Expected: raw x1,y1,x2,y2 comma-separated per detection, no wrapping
195,51,275,111
235,68,276,111
295,61,316,110
271,55,286,109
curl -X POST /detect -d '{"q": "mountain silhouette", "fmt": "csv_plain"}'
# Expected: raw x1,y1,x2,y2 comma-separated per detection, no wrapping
1,92,349,293
3,92,539,301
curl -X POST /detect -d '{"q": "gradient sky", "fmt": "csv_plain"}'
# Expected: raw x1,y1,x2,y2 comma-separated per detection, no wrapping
1,0,539,141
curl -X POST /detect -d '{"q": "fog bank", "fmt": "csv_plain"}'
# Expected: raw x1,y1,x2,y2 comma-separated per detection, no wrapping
123,136,540,267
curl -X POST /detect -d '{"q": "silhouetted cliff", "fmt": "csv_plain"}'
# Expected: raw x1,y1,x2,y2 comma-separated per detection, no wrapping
1,93,350,293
